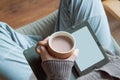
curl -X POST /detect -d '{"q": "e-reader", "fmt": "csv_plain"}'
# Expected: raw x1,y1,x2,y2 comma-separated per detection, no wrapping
66,22,109,76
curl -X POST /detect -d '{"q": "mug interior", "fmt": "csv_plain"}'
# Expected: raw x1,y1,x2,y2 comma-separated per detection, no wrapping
49,31,75,53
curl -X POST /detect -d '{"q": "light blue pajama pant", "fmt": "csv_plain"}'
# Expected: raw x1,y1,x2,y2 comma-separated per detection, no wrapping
0,0,115,80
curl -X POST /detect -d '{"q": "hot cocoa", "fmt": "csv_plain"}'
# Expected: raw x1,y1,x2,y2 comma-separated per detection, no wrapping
50,36,74,53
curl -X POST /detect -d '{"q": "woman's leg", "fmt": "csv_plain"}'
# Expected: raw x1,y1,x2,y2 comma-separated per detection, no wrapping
56,0,115,54
0,22,39,80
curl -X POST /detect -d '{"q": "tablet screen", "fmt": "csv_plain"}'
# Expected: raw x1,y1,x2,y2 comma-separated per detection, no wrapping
72,26,105,72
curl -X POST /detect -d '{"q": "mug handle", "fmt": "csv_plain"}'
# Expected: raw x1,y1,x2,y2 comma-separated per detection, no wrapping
35,40,48,54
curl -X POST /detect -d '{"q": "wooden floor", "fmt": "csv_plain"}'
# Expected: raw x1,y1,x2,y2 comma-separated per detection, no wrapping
0,0,120,45
106,11,120,46
0,0,59,29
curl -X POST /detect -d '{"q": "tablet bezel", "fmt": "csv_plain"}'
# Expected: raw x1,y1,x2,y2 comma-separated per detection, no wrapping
66,22,109,76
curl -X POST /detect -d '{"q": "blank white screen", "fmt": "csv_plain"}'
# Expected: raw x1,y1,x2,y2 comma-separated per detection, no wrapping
72,26,104,71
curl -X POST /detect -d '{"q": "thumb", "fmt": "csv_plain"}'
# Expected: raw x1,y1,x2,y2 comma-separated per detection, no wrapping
35,37,49,54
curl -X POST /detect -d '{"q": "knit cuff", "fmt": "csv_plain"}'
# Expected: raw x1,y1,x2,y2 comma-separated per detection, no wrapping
41,60,74,80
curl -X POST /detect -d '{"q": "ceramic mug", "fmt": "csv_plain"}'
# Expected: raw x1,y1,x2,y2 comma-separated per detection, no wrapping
35,31,76,59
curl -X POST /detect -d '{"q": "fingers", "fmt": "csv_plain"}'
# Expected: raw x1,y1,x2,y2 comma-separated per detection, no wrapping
40,46,49,56
43,36,49,41
39,46,48,61
40,46,57,61
38,40,47,46
37,36,49,46
74,49,79,59
35,46,41,54
68,49,79,61
35,36,49,54
38,46,51,61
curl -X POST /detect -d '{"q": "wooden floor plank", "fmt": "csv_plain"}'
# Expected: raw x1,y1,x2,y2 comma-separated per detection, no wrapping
0,0,59,29
103,0,120,22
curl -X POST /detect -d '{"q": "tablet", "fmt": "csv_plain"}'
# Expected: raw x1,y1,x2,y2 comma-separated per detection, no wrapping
66,22,109,76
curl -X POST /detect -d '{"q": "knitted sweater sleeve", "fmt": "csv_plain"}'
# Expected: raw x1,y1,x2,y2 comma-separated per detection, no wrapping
41,60,74,80
41,56,120,80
